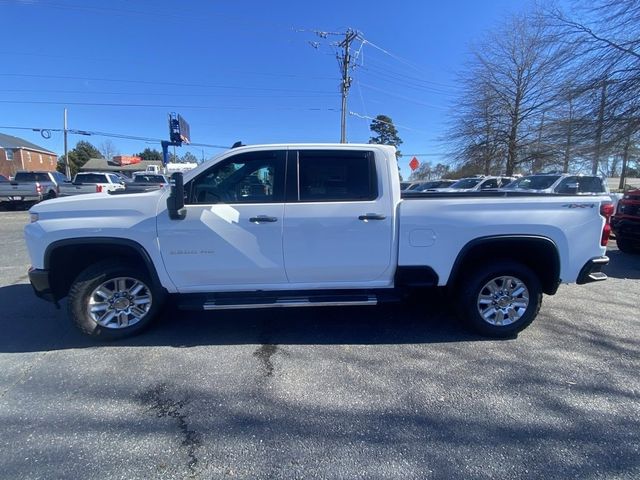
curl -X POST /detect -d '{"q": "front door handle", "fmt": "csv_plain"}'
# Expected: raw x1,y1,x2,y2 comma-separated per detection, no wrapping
358,213,386,221
249,215,278,223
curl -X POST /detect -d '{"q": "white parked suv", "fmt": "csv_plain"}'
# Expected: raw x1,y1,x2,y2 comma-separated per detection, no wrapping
502,173,608,195
24,144,613,340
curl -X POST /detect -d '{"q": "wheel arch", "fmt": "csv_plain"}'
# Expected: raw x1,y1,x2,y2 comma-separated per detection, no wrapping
447,235,561,295
44,237,163,301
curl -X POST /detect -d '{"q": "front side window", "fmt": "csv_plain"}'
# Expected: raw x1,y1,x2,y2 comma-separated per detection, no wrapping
187,150,285,204
297,150,377,202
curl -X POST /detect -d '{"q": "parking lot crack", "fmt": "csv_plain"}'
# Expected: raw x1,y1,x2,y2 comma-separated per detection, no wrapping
139,383,202,476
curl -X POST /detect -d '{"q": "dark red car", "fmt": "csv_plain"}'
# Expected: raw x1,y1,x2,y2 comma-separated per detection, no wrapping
612,189,640,253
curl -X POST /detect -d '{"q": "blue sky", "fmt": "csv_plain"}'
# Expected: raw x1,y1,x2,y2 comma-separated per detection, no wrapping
0,0,530,178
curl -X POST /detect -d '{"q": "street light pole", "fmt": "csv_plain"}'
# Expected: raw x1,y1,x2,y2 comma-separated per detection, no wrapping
63,108,71,179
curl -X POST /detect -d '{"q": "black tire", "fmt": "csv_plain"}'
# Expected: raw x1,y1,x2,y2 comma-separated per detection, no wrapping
616,237,639,254
456,261,542,338
68,259,163,340
45,190,57,200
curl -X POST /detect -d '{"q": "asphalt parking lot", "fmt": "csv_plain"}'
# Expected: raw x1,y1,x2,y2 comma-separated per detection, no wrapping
0,210,639,479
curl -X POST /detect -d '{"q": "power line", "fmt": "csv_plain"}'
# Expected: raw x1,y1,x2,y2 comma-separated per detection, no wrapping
0,73,336,94
358,83,449,110
0,124,230,149
0,100,340,112
349,112,429,134
0,88,336,99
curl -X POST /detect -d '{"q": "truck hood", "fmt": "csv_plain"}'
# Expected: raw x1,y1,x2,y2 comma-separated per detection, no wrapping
30,190,165,217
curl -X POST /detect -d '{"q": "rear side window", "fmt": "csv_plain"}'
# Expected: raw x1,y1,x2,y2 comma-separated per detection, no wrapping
74,173,108,184
14,172,50,182
297,150,377,202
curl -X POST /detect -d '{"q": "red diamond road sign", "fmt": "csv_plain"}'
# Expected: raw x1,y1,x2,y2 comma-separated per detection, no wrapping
409,156,420,171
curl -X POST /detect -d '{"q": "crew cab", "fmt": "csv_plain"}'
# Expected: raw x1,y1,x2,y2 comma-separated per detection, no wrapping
58,172,125,196
25,144,613,340
0,170,67,208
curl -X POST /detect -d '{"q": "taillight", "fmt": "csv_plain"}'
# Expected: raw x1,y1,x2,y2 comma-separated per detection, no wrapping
600,202,614,246
36,183,43,194
96,185,103,193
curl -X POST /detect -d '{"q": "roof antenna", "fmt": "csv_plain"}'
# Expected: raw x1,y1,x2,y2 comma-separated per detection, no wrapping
231,141,244,148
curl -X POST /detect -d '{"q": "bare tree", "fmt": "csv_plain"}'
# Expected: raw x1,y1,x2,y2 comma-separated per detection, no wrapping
549,0,640,179
99,140,119,161
447,10,569,175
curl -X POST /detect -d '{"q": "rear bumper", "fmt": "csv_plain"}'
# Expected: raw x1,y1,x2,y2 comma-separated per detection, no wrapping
0,195,42,203
576,256,609,285
28,267,57,302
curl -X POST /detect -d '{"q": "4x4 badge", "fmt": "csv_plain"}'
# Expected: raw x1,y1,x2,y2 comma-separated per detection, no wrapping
561,203,595,209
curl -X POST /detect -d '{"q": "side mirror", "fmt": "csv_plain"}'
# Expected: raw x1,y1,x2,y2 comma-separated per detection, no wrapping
167,172,187,220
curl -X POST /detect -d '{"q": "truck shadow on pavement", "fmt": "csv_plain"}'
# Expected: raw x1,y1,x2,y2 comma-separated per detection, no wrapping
603,248,640,280
0,283,489,353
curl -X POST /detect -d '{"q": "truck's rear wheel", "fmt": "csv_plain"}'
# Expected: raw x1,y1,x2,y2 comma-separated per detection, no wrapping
68,260,162,339
457,261,542,338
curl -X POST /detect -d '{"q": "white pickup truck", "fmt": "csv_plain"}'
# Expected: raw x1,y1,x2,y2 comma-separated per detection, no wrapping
58,172,125,196
25,144,613,340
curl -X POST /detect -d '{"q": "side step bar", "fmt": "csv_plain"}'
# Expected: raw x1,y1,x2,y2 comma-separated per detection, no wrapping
178,294,378,311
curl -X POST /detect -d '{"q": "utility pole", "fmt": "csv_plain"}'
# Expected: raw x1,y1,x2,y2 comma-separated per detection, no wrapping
63,108,71,179
338,29,359,143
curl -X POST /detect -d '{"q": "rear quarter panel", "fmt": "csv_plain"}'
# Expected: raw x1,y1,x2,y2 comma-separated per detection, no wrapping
398,195,608,285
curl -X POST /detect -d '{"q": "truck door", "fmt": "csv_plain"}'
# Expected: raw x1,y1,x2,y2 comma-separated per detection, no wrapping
157,150,288,291
282,149,394,285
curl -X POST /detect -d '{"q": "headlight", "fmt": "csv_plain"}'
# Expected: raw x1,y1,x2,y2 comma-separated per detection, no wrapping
29,213,39,223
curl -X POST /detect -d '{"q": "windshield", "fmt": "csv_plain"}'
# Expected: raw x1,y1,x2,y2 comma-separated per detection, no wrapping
509,175,561,190
134,174,167,184
450,178,482,189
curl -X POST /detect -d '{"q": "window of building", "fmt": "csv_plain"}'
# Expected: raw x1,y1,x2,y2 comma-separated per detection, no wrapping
4,149,14,161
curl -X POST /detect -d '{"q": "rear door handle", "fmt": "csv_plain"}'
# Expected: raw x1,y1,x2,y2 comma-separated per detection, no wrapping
358,213,386,221
249,215,278,223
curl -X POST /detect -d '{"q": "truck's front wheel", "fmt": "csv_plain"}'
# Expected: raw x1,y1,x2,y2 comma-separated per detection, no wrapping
68,260,162,339
458,261,542,338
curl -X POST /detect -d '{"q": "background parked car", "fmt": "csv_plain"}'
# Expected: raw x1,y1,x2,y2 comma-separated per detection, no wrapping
443,176,515,192
122,173,170,193
58,172,125,196
502,173,608,195
411,179,457,192
0,170,67,209
611,189,640,254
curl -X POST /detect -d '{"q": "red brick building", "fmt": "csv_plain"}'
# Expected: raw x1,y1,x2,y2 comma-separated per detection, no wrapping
0,133,58,179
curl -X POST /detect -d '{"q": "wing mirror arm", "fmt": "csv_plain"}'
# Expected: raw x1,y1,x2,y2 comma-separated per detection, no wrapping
167,172,187,220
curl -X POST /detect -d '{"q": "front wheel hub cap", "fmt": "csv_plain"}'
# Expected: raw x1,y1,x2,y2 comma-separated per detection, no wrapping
88,277,152,329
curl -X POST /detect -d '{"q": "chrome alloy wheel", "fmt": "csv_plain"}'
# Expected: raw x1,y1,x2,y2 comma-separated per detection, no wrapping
87,277,153,329
476,275,529,326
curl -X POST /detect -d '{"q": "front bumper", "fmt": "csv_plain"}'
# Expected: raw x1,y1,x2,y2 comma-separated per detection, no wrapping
576,256,609,285
28,267,57,302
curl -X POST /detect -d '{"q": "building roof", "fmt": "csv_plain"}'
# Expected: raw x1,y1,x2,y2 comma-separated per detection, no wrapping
80,158,163,172
0,132,56,155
